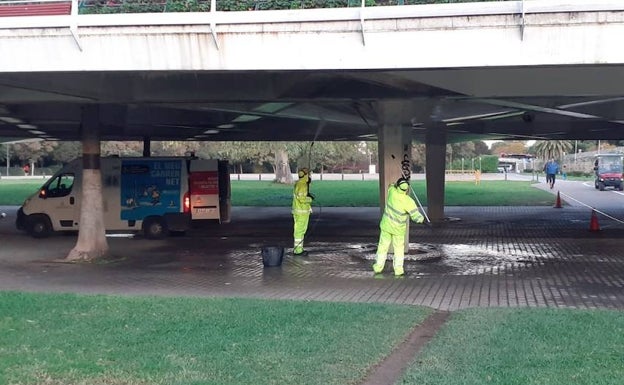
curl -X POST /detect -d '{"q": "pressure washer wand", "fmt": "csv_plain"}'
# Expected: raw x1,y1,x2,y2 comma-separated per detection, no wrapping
308,119,325,170
400,169,431,224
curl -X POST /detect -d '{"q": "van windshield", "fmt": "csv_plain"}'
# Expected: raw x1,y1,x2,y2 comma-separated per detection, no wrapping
597,157,623,174
45,173,75,197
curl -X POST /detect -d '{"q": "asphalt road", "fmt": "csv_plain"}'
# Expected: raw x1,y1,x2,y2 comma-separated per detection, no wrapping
533,177,624,214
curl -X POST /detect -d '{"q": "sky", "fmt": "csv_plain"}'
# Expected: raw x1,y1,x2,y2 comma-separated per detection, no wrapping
484,140,535,149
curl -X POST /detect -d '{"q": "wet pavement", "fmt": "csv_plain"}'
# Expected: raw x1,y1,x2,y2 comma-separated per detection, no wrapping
2,180,624,311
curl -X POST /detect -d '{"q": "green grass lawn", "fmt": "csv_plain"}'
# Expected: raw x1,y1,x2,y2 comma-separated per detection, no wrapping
401,308,624,385
0,291,431,385
0,180,42,205
232,180,555,206
3,293,623,385
0,179,555,206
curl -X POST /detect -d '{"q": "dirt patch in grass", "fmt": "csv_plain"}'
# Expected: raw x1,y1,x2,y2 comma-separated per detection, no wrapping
360,310,451,385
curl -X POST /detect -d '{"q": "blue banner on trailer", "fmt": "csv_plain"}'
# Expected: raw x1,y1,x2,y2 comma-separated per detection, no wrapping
120,159,182,220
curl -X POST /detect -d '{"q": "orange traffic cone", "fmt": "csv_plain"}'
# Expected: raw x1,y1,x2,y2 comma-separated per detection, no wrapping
553,191,562,208
589,209,601,232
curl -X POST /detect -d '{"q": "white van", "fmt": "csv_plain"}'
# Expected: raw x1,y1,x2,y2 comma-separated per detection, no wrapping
16,156,231,238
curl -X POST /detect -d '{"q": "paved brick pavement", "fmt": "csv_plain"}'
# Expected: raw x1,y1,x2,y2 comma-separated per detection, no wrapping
1,203,624,310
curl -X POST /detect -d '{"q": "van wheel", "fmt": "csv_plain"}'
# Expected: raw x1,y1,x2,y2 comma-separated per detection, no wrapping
619,184,624,191
599,182,605,191
27,215,53,238
142,217,167,240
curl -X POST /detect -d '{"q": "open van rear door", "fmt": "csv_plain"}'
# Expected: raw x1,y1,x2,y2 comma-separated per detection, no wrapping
189,159,221,221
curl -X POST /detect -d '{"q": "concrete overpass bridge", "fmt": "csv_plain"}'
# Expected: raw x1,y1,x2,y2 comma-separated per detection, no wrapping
1,0,624,142
1,0,624,240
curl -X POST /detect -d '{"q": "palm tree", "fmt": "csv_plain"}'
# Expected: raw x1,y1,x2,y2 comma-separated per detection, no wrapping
533,140,573,162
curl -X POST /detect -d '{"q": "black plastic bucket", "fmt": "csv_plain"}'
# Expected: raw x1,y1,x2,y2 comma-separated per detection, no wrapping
261,246,284,267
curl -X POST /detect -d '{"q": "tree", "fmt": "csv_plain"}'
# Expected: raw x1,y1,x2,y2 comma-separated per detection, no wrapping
211,141,296,182
411,142,426,172
362,141,378,171
102,141,143,157
443,141,493,171
473,140,490,156
491,140,527,156
49,141,81,164
533,140,573,161
152,141,194,156
12,140,58,167
309,142,368,173
274,147,292,184
480,155,500,173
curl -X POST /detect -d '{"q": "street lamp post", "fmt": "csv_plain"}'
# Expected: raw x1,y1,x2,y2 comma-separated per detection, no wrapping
449,146,453,171
5,144,8,177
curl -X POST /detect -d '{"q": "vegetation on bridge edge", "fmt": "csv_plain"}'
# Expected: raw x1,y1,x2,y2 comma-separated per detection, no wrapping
75,0,510,14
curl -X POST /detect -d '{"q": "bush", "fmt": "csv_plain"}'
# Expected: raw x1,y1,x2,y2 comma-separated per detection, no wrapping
567,170,593,178
480,155,499,173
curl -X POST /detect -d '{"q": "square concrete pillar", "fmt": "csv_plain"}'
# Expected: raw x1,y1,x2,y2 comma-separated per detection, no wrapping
378,121,412,254
378,124,412,211
425,125,447,222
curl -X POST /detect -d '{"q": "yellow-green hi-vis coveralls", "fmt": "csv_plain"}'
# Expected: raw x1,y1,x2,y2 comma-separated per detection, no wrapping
373,178,424,276
292,168,313,255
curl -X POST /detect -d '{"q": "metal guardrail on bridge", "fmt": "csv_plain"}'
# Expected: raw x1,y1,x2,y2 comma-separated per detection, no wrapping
2,0,624,27
1,0,519,16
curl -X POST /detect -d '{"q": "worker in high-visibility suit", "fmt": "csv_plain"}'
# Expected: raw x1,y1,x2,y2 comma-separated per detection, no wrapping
292,168,314,255
373,178,424,276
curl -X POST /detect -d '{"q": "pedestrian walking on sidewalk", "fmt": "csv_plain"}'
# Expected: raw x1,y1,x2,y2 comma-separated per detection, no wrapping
543,158,560,189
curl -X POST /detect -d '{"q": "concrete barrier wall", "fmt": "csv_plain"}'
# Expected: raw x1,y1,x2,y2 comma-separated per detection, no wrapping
0,175,49,180
230,173,381,181
228,172,526,182
0,172,529,182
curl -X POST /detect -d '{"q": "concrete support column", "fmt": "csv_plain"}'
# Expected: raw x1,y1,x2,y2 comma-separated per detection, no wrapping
377,101,413,253
425,124,447,223
67,105,109,261
143,137,151,157
378,125,412,210
377,102,413,212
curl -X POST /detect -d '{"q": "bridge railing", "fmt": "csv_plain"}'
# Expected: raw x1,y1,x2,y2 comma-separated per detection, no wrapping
0,0,72,16
78,0,514,15
1,0,623,33
0,0,514,16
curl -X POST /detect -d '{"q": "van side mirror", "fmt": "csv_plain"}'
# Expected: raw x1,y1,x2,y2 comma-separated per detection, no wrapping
38,189,47,199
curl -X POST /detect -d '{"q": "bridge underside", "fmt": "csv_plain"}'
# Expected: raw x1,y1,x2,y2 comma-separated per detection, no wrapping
2,65,624,143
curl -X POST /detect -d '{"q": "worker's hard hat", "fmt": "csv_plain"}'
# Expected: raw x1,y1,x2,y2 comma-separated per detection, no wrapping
298,168,309,178
396,177,409,191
